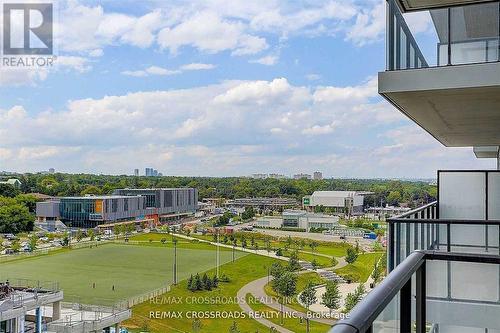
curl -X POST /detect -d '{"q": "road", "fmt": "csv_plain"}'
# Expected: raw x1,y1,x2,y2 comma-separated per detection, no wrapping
233,223,374,247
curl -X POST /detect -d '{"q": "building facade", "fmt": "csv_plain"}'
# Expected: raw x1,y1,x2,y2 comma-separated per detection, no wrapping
36,188,198,228
303,191,366,214
256,210,339,231
332,1,500,333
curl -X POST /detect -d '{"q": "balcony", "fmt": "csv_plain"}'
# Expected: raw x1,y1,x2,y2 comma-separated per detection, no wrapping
330,170,500,333
330,251,500,333
379,0,500,147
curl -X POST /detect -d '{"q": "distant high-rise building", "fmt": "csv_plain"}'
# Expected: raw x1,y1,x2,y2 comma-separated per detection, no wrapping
313,171,323,180
145,167,153,176
293,173,312,180
49,168,55,174
134,169,139,176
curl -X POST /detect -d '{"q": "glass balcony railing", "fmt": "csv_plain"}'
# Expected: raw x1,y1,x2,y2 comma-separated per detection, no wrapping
330,251,500,333
386,201,500,271
387,0,500,70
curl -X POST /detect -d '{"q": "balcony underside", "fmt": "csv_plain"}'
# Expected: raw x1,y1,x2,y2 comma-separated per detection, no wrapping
379,62,500,147
396,0,494,12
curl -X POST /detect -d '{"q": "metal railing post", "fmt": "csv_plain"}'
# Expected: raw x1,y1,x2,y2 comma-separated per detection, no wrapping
400,278,412,333
416,261,426,333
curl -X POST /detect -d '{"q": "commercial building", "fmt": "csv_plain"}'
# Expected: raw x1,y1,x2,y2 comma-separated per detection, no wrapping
113,188,197,223
36,188,198,229
226,197,298,210
134,168,139,176
332,1,500,333
0,279,129,333
303,191,368,215
256,210,339,231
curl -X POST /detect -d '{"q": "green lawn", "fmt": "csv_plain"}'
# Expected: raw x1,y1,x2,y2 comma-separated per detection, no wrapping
246,294,332,333
0,242,247,305
264,272,325,313
334,252,384,283
126,254,279,333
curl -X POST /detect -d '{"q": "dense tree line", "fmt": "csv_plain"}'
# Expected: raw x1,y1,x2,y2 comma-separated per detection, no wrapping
5,173,436,208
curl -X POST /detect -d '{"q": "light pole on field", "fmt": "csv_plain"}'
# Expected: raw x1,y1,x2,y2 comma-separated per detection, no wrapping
173,237,178,285
216,228,220,278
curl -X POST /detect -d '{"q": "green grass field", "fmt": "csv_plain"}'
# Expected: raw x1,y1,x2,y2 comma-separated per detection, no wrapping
126,254,278,333
334,252,384,282
0,242,247,305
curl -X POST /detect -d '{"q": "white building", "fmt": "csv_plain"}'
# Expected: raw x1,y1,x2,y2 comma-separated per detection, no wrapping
256,210,339,231
313,171,323,180
0,178,21,189
303,191,367,214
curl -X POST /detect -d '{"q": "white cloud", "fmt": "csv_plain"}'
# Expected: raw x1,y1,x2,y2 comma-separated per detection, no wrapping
180,63,216,70
157,11,268,55
2,77,435,176
345,1,385,46
306,74,321,81
249,55,279,66
121,66,180,77
56,56,92,73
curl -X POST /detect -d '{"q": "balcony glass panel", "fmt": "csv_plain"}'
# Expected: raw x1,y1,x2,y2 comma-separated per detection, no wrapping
372,291,400,333
387,0,500,70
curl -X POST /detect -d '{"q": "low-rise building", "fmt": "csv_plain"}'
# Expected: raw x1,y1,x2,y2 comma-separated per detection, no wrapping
36,188,198,229
0,179,21,189
226,197,298,210
303,190,371,215
256,210,339,231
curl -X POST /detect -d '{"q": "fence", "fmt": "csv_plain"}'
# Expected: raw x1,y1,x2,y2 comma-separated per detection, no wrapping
0,247,50,263
125,285,171,307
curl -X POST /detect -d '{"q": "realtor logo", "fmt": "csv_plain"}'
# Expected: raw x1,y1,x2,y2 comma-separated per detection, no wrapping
3,3,53,55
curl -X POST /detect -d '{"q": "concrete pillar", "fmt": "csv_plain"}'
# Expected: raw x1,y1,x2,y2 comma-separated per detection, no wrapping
114,323,120,333
52,301,61,321
35,307,42,333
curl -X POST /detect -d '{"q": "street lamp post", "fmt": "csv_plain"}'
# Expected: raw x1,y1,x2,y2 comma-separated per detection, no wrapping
173,237,178,285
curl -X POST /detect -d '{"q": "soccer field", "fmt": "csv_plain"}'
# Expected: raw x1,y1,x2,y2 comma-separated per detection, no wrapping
0,243,247,305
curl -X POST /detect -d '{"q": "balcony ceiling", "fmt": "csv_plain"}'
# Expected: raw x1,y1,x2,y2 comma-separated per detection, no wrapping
430,3,499,42
379,62,500,147
397,0,496,12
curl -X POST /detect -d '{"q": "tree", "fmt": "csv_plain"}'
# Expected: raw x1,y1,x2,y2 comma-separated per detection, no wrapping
265,237,272,253
0,184,20,198
88,229,95,241
344,284,366,313
241,207,255,220
321,281,341,315
270,262,285,280
202,273,212,290
299,282,317,310
228,321,240,333
28,234,38,252
287,250,301,271
309,240,319,253
76,229,84,242
345,247,358,264
187,275,195,292
15,194,38,212
371,262,382,285
194,274,203,291
192,318,202,333
0,204,34,233
272,272,297,324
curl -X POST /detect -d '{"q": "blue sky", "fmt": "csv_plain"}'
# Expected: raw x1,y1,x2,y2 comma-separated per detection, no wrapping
0,0,493,178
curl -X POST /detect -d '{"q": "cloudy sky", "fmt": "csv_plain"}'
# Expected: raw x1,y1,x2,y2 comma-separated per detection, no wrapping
0,0,493,178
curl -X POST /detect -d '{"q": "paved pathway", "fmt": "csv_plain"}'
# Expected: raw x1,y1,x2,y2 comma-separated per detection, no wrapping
237,274,336,333
237,277,294,333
